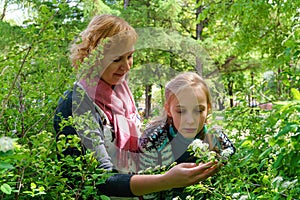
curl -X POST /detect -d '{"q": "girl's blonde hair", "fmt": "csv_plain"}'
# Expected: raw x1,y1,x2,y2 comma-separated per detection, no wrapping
149,71,212,126
70,14,138,67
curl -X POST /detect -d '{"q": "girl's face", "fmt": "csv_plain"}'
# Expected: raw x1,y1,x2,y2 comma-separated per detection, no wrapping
101,51,134,85
166,87,209,139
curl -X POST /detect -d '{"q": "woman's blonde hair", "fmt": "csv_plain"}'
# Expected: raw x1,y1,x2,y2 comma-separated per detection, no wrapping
70,14,137,67
149,71,212,126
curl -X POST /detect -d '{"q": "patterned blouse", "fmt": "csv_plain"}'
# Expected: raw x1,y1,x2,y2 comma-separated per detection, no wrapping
138,121,236,200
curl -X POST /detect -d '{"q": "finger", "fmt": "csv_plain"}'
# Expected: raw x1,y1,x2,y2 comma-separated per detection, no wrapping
178,162,197,168
195,161,214,169
194,164,220,181
185,162,214,176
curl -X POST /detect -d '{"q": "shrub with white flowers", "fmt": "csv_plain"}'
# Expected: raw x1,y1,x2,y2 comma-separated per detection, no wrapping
188,138,233,164
0,136,15,153
220,147,234,158
187,139,217,163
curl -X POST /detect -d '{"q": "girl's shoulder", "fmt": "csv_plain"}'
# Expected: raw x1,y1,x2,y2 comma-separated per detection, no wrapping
139,122,170,152
205,125,236,156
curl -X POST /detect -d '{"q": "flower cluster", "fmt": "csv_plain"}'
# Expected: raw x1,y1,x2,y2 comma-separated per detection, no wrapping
188,139,217,163
188,138,234,164
0,136,14,153
220,148,234,158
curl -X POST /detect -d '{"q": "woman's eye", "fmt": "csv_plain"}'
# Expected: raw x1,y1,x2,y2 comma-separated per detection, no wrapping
113,57,121,62
127,54,133,59
195,109,204,113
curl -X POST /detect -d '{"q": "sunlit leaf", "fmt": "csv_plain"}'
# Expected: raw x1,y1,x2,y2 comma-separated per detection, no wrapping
0,184,12,195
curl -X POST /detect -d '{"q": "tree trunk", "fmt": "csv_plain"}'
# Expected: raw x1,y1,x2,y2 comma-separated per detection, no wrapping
144,84,152,119
160,84,164,107
196,57,203,77
196,2,204,41
277,66,282,98
228,80,234,107
124,0,130,9
143,0,152,119
218,98,225,110
195,1,205,76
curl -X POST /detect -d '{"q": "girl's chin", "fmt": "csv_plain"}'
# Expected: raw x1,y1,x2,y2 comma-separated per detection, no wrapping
181,132,197,139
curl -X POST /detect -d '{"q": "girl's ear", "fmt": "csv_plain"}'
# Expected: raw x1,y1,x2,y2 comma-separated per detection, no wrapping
207,103,211,113
165,103,171,117
205,104,212,124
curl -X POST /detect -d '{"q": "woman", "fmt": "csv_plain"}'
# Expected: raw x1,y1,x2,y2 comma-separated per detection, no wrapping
53,14,221,198
139,72,236,199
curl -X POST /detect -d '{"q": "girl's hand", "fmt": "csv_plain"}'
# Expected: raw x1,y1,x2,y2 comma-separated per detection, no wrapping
162,161,221,188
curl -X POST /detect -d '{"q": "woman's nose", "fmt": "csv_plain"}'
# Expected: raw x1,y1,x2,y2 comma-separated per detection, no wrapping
120,59,131,71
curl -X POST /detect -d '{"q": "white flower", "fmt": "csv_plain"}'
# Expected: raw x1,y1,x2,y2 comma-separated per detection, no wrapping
220,148,234,158
266,127,272,132
281,179,297,189
0,136,15,153
281,181,292,189
207,151,217,160
232,192,240,198
272,176,283,187
274,119,282,128
188,139,217,162
153,165,161,171
186,195,194,200
239,195,248,200
189,139,209,152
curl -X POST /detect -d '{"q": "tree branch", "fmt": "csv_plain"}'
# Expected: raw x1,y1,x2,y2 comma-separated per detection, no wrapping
0,9,60,118
0,0,8,21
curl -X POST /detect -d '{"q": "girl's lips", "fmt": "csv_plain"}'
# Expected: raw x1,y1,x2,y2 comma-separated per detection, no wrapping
183,128,197,133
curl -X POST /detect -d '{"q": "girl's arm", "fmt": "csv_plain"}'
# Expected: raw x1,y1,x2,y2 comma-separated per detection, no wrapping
130,162,220,196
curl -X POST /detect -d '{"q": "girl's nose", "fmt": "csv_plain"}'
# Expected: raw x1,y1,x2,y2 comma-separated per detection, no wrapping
185,113,195,124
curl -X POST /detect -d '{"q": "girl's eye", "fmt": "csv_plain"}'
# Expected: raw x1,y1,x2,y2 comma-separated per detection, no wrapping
176,109,186,114
127,54,133,59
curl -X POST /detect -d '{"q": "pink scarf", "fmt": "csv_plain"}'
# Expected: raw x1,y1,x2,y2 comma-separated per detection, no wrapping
80,78,140,152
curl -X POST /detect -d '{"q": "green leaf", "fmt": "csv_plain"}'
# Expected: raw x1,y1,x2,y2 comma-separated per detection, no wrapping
30,183,37,190
258,158,268,171
259,147,272,159
273,154,284,168
275,124,298,139
291,88,300,100
1,184,12,195
0,162,14,169
100,195,111,200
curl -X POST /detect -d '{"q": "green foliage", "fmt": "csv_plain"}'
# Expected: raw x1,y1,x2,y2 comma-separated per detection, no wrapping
1,0,300,199
0,131,112,199
181,99,299,199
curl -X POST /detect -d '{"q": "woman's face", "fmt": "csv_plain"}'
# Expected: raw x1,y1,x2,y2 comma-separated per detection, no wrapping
166,87,209,139
101,51,134,85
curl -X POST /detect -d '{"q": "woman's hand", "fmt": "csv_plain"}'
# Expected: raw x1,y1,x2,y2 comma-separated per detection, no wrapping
161,161,221,188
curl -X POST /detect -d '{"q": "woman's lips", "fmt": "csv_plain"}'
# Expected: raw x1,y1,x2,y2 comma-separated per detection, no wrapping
114,73,125,77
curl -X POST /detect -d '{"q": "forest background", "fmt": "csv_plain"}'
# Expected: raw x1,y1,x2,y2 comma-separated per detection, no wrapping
0,0,299,199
